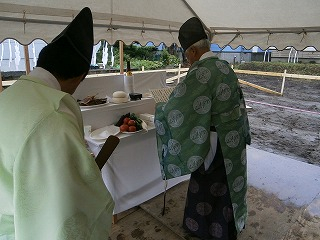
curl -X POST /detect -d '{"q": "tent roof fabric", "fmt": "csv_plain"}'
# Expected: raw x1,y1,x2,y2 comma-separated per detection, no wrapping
1,0,320,50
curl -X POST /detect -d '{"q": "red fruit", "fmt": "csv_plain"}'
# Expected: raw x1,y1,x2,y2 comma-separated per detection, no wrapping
123,117,130,124
128,120,136,126
128,125,136,132
120,124,129,132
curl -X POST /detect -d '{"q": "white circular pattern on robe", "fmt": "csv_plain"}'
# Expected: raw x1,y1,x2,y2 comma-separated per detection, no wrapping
241,149,247,165
196,67,211,84
224,158,233,175
162,144,168,157
167,164,182,177
190,126,208,144
58,212,90,239
216,60,230,75
209,222,223,238
167,110,184,128
155,120,165,135
173,83,187,97
223,206,233,223
189,178,200,193
185,217,199,232
196,202,212,216
193,96,211,114
210,182,227,197
233,176,245,192
187,156,203,172
168,139,181,155
232,203,238,215
225,130,240,148
237,214,246,230
216,83,231,101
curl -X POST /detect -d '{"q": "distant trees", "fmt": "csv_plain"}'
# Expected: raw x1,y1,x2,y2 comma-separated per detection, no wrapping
96,41,181,70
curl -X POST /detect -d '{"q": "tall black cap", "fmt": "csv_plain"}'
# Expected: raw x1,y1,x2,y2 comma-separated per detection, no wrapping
51,7,93,64
178,17,208,51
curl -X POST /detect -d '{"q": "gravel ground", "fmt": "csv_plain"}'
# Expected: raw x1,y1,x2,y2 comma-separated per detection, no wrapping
238,73,320,166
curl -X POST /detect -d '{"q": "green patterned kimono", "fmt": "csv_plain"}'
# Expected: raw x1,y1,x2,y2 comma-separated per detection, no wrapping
0,72,114,240
155,53,251,233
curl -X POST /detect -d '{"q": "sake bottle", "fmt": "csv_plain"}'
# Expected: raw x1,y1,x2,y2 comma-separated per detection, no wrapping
124,61,134,93
126,61,132,77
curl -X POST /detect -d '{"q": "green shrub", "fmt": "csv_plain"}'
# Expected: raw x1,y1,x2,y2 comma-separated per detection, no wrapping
131,59,164,70
235,61,320,75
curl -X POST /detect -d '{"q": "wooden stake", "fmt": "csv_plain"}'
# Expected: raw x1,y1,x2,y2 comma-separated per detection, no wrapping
112,214,118,224
24,45,31,74
238,79,282,96
119,41,124,74
280,69,287,95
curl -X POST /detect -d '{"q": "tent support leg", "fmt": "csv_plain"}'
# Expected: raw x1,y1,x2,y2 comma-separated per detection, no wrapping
24,45,31,74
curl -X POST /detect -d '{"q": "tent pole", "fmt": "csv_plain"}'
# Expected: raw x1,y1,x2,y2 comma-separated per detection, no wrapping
24,45,31,74
119,41,124,74
0,70,2,92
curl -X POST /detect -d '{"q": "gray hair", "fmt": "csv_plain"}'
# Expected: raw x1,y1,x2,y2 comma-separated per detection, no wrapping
190,39,211,50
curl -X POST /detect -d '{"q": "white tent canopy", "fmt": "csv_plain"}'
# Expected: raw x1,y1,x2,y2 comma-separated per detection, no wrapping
1,0,320,50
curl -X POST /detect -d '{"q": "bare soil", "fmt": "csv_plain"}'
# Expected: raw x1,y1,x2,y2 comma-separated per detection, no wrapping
238,73,320,166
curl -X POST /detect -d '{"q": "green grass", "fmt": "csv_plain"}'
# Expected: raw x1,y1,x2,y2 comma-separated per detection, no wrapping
235,61,320,75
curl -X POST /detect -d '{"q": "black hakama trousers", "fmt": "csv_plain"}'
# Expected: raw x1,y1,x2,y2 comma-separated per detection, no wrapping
183,142,237,240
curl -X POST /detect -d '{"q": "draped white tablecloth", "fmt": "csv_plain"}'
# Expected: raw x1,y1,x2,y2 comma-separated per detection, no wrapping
76,72,189,214
87,129,190,214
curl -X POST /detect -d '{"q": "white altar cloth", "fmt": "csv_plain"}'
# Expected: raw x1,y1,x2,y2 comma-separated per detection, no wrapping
87,129,190,214
75,72,188,214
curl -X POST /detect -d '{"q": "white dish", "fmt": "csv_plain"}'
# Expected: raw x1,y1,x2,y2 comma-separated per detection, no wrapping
110,98,129,104
121,129,143,134
90,125,120,140
80,100,109,109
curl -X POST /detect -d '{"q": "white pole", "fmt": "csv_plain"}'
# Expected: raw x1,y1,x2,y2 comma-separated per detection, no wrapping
0,42,3,68
177,63,181,83
288,47,292,63
0,70,2,93
294,50,298,63
280,69,287,95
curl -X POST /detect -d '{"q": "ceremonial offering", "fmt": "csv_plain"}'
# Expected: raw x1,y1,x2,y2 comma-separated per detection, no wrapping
115,112,147,133
124,61,135,93
129,93,142,101
78,95,108,107
111,91,129,103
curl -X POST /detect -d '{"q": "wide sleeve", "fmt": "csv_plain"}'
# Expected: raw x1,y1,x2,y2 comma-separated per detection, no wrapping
13,110,114,240
155,65,213,180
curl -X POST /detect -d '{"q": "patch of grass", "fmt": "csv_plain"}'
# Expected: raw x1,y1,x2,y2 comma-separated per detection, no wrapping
235,62,320,75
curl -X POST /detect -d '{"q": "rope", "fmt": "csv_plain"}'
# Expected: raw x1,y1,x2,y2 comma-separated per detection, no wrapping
246,99,320,115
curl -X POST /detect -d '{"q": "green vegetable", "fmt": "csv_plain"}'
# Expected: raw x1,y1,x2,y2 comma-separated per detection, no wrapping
115,112,143,130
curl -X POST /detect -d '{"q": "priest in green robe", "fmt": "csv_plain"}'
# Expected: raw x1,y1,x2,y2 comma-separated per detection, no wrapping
0,7,114,240
155,17,251,239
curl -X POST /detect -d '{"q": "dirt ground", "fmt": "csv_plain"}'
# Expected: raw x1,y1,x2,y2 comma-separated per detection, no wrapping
238,73,320,166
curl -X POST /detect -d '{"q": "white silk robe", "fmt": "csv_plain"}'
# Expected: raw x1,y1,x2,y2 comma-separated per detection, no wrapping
0,68,114,239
